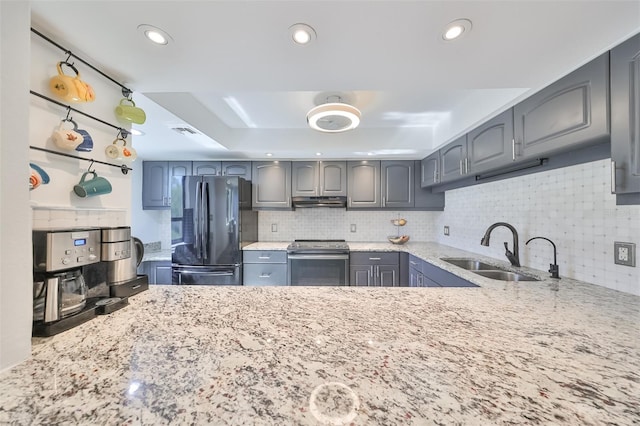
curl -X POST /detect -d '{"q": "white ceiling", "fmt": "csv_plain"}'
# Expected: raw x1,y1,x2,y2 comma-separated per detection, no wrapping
30,1,640,161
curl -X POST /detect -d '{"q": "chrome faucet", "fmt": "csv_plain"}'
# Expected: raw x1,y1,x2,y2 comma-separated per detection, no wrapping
480,222,520,267
526,236,560,279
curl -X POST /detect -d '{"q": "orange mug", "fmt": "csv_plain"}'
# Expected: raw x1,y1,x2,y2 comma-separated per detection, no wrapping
105,137,137,162
49,62,95,103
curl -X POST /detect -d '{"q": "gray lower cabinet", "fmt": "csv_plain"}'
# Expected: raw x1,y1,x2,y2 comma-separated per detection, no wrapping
142,161,192,209
611,33,640,197
514,52,610,160
292,161,347,197
243,250,287,285
350,252,399,287
252,161,292,209
139,260,172,284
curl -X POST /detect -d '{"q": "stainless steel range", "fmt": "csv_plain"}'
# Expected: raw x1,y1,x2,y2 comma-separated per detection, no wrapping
287,240,350,286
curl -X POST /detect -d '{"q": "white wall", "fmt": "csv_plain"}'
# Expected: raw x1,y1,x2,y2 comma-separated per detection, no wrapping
436,159,640,295
1,1,33,372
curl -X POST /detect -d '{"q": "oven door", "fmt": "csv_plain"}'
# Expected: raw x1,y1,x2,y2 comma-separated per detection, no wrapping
287,253,349,286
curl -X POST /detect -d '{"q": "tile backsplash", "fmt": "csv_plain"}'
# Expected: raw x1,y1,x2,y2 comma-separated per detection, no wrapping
32,207,127,230
258,210,439,243
435,159,639,296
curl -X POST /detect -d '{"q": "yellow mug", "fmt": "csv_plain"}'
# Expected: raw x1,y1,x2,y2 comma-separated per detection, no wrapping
114,99,146,124
49,62,95,103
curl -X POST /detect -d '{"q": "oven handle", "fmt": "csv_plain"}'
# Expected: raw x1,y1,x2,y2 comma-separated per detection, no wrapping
287,254,350,261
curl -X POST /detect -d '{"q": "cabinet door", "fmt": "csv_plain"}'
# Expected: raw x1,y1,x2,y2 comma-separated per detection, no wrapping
142,162,169,209
420,152,440,187
409,267,420,287
292,161,319,197
347,161,380,208
155,263,172,284
252,161,292,209
222,161,252,180
319,161,347,196
378,265,399,287
381,161,413,208
414,161,445,210
168,162,192,213
611,33,640,195
350,265,373,286
514,52,609,159
440,136,467,183
193,161,222,176
467,109,514,174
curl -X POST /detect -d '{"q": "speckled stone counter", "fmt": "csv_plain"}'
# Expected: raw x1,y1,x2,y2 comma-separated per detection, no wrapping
1,243,639,425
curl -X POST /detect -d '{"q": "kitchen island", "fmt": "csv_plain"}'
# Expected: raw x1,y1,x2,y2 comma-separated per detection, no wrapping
1,243,639,425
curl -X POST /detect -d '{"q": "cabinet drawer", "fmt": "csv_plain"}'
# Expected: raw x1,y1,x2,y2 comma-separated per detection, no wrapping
350,252,399,265
243,264,287,285
244,250,287,264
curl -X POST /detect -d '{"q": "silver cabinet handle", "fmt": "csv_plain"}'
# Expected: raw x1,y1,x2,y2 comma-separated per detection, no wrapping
369,257,381,260
410,260,418,266
511,139,516,161
382,196,386,207
459,160,464,175
259,273,271,278
433,168,437,183
464,158,469,174
611,160,617,194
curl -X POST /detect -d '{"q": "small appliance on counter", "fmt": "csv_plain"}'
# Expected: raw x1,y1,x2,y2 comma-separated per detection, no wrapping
32,228,102,336
101,226,148,297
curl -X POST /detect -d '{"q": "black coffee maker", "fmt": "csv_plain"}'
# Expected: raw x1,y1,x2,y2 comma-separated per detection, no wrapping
32,228,102,336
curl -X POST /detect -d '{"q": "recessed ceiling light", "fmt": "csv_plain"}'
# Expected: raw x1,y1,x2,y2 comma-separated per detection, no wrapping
442,19,472,41
138,24,173,45
307,102,361,133
266,153,273,157
289,23,316,45
315,152,322,156
130,129,145,136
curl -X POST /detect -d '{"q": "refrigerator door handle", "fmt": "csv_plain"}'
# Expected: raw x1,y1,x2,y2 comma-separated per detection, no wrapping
202,181,210,260
194,181,202,258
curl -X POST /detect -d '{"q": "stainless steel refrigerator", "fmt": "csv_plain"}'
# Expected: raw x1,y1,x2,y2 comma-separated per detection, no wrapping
171,176,257,285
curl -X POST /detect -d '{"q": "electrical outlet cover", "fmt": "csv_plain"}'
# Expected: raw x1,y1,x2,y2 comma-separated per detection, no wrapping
614,242,636,267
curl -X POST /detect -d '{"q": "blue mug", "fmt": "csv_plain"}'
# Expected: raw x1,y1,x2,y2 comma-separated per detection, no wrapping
70,119,93,152
73,171,112,198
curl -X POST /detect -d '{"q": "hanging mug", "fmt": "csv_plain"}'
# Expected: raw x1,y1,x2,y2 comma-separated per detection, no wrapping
52,120,84,150
105,137,137,162
71,120,94,152
73,171,112,198
114,98,146,124
49,62,95,103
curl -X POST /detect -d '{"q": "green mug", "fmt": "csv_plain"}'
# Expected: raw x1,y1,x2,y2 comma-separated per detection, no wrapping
114,98,146,124
73,171,112,198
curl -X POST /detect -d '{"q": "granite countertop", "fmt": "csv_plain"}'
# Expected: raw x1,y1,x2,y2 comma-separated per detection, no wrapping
1,243,639,424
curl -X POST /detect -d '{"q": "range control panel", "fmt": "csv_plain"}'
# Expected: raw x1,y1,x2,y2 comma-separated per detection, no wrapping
33,229,101,272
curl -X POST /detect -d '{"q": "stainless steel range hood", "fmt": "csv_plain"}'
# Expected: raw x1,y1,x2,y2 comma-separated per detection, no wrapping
291,196,347,209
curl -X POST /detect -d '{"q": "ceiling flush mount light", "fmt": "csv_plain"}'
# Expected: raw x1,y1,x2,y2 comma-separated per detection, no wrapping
307,101,361,133
138,24,173,45
289,23,316,45
442,19,472,41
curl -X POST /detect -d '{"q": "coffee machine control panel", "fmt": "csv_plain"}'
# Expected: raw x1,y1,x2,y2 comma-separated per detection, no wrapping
33,229,101,272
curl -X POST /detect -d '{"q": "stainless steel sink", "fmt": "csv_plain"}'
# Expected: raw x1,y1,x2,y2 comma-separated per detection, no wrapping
441,257,540,282
472,270,540,282
441,258,497,270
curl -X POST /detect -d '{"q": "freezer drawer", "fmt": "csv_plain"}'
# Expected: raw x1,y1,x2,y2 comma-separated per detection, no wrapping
172,265,241,285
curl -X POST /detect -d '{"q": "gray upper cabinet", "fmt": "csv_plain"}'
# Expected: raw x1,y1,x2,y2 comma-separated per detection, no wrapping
414,161,445,210
467,109,514,174
381,161,413,208
514,52,610,160
347,161,380,208
292,161,347,197
420,151,440,187
193,161,222,176
611,33,640,196
142,161,191,209
252,161,292,209
440,135,468,183
221,162,252,180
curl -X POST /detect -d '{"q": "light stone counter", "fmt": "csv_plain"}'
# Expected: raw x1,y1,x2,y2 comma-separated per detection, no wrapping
2,243,639,424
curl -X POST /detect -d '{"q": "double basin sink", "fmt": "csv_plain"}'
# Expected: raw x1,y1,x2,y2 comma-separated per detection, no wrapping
441,258,540,282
